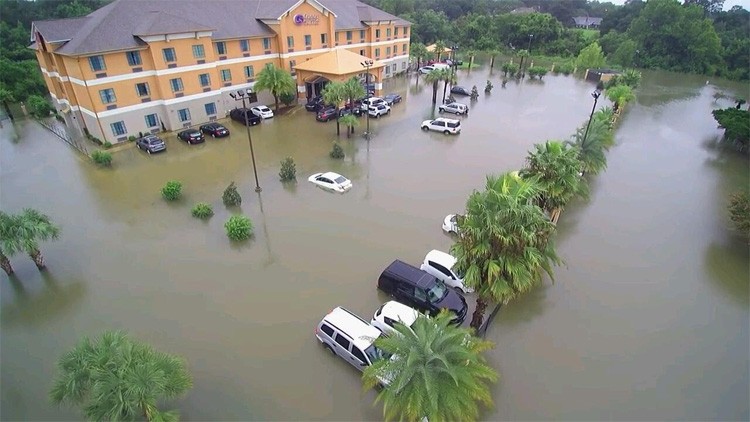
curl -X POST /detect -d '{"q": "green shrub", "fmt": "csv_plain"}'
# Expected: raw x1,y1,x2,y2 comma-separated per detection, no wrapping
191,202,214,219
329,142,344,159
729,192,750,240
224,215,253,241
280,91,296,106
103,141,113,149
90,150,112,167
555,63,575,75
528,66,549,79
222,182,242,206
127,135,137,142
27,95,54,118
279,157,297,181
161,180,182,201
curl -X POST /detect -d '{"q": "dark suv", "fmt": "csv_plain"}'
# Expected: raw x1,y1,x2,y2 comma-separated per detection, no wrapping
377,260,467,324
230,108,261,126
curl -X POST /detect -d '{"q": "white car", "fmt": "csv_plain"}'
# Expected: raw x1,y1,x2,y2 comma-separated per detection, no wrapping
308,172,352,193
438,102,468,115
251,105,274,119
371,301,420,336
443,214,459,234
418,63,449,74
360,97,386,111
368,104,391,118
421,117,461,135
420,250,473,294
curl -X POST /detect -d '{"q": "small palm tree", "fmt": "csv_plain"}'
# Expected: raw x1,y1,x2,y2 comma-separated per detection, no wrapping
338,114,358,138
50,331,192,421
486,49,500,70
606,84,635,111
566,109,615,176
16,208,60,269
433,40,447,62
520,141,588,220
424,70,444,104
517,49,530,77
440,69,457,103
321,81,347,136
363,312,498,422
254,64,296,112
0,211,18,275
451,173,559,329
465,49,477,70
342,77,366,111
409,42,429,71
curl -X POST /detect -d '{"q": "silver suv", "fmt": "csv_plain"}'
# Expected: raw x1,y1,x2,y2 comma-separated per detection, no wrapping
368,103,391,118
315,307,390,372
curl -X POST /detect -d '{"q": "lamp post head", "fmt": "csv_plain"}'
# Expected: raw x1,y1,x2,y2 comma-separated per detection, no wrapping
229,93,237,99
245,88,253,95
592,89,601,99
360,60,373,68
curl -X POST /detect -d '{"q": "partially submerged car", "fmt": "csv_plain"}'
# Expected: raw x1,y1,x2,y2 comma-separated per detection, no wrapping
308,172,352,193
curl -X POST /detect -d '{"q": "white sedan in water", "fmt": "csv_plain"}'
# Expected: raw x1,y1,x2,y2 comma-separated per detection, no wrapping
251,105,274,119
308,172,352,193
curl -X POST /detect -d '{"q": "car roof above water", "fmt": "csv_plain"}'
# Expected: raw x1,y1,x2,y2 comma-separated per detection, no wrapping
322,307,381,349
384,259,439,289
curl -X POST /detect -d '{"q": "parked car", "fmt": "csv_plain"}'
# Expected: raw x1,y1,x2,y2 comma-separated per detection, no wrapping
199,123,229,138
421,117,461,135
136,134,166,154
305,98,323,112
338,108,360,118
177,128,205,144
377,259,468,325
360,97,386,111
343,101,363,115
316,106,338,122
368,104,391,118
418,63,449,74
442,214,459,234
308,171,352,193
230,108,261,126
251,105,274,119
371,301,420,336
315,307,390,373
438,102,468,115
383,93,402,105
420,250,473,294
450,86,471,96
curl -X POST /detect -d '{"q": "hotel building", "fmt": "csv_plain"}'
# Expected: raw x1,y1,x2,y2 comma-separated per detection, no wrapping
31,0,410,143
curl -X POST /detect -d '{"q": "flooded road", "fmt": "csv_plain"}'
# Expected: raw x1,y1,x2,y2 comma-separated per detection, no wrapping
1,67,748,420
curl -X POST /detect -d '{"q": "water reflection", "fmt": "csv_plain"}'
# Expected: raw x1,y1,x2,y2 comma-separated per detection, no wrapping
2,272,87,327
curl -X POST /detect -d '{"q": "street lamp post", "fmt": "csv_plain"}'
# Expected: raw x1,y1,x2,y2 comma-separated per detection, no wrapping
360,59,373,140
450,44,459,84
582,89,602,146
527,34,534,51
229,89,262,192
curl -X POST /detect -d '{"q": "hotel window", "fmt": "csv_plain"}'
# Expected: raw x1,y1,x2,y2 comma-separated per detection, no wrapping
220,69,232,82
386,47,391,57
392,64,397,72
320,33,327,44
375,48,380,58
287,36,294,48
395,27,399,36
359,49,365,56
386,28,391,37
162,47,176,62
244,65,254,78
375,29,380,38
145,113,158,128
346,31,352,41
402,44,407,53
177,108,191,122
289,60,296,72
402,62,407,70
99,88,116,104
199,73,211,87
192,44,205,59
135,82,149,97
335,32,339,42
360,30,365,40
304,35,312,47
216,41,227,55
205,102,217,116
263,38,271,50
404,27,409,37
126,51,141,66
110,121,126,136
88,55,106,72
169,78,183,92
240,39,250,52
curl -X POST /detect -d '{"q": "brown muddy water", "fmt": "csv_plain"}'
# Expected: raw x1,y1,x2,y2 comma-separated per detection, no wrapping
1,67,748,421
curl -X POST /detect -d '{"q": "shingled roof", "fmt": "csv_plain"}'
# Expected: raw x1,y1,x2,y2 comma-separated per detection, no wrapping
31,0,410,56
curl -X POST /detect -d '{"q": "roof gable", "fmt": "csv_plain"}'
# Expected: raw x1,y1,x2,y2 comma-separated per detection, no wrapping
294,48,384,75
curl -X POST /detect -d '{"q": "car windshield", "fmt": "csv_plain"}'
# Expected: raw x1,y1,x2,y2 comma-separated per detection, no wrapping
334,176,348,184
364,344,391,363
427,282,448,302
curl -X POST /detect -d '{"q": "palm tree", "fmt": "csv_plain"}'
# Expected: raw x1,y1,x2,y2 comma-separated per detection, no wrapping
451,173,559,329
14,208,60,269
517,49,530,77
440,68,456,103
465,49,476,71
338,114,358,138
321,81,347,136
362,311,498,422
342,77,365,115
0,211,18,275
50,331,192,421
424,70,444,104
606,84,635,111
520,141,588,222
253,64,296,112
566,109,615,176
0,86,15,121
486,49,500,70
409,42,429,71
433,40,447,62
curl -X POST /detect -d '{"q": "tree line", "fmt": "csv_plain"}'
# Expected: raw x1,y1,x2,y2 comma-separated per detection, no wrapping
364,0,748,80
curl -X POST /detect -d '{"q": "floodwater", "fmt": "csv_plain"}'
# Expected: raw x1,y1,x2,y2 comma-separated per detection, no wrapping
1,67,748,421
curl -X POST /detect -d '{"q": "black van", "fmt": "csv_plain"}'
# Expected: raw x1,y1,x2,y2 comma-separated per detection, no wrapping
229,108,261,126
377,260,468,325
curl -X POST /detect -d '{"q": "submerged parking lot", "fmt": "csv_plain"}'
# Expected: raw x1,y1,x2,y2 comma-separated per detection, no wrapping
2,68,748,420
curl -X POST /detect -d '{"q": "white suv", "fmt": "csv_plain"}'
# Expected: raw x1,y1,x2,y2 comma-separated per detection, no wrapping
421,117,461,134
315,307,390,372
420,249,473,294
368,103,391,118
361,97,386,111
